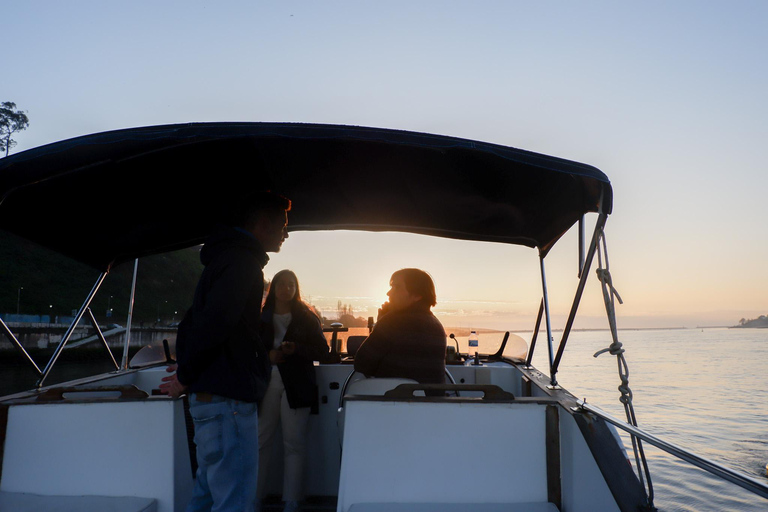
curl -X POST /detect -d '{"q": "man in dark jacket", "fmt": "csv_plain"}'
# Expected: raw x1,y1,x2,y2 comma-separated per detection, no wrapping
161,190,291,512
354,268,446,385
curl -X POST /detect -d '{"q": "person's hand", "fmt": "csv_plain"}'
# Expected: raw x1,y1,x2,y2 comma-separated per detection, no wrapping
377,301,392,321
159,364,188,398
269,349,286,364
281,341,296,355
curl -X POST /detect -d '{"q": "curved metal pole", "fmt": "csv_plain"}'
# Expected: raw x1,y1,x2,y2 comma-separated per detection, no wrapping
489,331,510,360
86,307,119,370
38,271,108,388
538,255,557,387
0,316,42,375
121,259,139,369
525,299,544,368
552,212,608,375
577,400,768,500
578,216,585,278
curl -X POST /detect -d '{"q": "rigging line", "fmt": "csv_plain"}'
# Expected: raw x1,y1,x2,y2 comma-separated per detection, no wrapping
593,228,656,509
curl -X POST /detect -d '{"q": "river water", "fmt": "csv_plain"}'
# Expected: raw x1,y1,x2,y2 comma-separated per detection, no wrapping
2,328,766,511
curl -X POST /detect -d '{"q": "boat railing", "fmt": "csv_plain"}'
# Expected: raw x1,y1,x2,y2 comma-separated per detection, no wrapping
37,272,110,388
0,315,43,376
575,399,768,500
8,259,143,389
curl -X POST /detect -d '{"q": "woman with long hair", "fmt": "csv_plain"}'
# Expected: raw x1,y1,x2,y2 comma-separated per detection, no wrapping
257,269,329,512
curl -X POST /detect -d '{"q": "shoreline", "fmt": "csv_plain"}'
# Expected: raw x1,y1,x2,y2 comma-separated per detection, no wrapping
443,325,739,336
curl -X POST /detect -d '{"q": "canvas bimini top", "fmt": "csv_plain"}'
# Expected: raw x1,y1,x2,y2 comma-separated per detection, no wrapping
0,122,612,271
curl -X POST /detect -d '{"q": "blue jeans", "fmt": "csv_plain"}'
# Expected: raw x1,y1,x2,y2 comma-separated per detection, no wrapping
186,393,259,512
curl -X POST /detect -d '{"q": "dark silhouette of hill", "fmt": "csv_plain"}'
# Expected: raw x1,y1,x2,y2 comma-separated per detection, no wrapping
1,230,202,325
734,315,768,328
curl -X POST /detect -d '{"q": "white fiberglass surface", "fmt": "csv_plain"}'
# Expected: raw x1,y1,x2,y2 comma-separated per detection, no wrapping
338,400,547,510
2,400,191,512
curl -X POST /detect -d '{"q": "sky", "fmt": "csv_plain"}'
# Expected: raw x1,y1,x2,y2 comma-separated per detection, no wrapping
4,1,768,331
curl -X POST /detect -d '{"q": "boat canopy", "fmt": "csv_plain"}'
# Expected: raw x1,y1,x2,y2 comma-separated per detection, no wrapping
0,123,612,271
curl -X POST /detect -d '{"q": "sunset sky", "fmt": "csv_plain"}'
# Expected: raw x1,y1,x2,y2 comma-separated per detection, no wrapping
5,1,767,330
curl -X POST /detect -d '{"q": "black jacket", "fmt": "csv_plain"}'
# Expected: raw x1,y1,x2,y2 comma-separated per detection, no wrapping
354,303,446,384
176,226,271,403
260,305,329,411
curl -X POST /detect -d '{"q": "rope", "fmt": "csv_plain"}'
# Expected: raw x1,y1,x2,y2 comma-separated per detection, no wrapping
593,228,656,511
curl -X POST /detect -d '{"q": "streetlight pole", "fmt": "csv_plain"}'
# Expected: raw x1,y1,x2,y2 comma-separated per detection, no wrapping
48,305,53,343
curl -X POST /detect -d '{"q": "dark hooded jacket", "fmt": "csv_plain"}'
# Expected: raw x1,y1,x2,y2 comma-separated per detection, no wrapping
176,225,271,403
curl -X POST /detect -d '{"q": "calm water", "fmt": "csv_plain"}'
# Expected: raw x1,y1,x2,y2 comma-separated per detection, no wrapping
2,328,766,510
467,327,768,512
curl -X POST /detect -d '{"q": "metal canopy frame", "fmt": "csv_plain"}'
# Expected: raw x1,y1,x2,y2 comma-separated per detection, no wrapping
36,272,108,388
0,317,42,376
34,258,143,389
0,122,615,392
1,271,128,389
527,205,609,386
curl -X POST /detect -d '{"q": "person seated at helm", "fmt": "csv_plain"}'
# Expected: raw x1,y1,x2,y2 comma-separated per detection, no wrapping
354,268,446,384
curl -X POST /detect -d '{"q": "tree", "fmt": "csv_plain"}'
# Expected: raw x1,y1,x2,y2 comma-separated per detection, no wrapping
0,102,30,157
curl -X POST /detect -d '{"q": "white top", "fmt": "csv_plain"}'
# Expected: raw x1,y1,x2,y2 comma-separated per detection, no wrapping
272,312,292,349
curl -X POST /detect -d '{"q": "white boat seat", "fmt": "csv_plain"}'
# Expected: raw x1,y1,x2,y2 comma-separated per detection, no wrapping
337,376,422,446
337,399,553,512
348,503,559,512
0,491,157,512
0,393,192,512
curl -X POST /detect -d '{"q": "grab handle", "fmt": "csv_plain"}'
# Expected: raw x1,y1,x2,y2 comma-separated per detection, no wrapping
384,383,514,401
36,385,149,402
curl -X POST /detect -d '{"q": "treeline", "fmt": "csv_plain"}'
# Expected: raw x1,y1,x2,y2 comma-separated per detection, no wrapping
322,301,370,328
0,230,202,325
736,315,768,328
2,230,370,328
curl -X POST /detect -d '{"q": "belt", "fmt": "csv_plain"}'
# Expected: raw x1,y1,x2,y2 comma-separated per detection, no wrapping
195,392,214,402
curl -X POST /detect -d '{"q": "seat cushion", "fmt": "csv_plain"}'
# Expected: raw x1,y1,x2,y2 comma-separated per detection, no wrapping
348,503,559,512
0,491,157,512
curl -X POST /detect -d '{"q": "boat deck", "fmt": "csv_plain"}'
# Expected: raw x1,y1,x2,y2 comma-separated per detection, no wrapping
0,360,639,512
